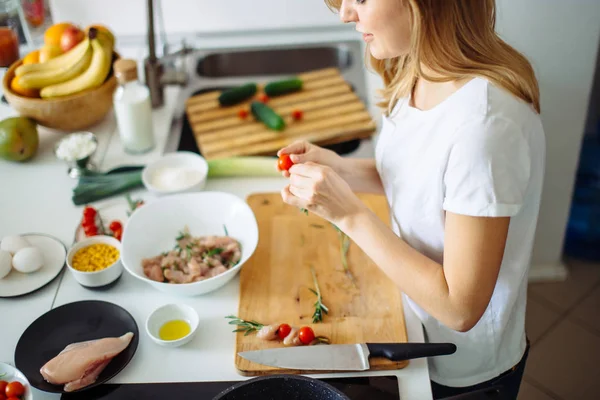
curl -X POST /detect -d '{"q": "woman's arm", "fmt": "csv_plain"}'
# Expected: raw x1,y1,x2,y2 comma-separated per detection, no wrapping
277,141,384,194
337,158,385,195
339,208,509,332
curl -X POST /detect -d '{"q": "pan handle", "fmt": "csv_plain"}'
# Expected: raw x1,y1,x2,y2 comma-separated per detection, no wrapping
366,342,457,361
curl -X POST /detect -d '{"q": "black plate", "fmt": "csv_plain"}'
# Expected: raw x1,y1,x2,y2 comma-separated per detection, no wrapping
14,300,139,394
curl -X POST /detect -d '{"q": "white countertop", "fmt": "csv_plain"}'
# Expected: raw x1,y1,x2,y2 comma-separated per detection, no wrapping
0,28,432,400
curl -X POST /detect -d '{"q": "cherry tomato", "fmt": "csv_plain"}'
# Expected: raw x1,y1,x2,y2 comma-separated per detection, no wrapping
109,221,122,232
291,110,304,121
258,94,269,103
277,154,294,172
7,396,20,400
83,206,97,220
237,109,249,119
0,382,6,394
0,394,6,400
277,323,292,340
5,381,25,397
84,225,98,237
113,228,123,241
82,219,96,229
298,326,315,345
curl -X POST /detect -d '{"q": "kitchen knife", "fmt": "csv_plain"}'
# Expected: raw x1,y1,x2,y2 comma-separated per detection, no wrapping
238,342,457,371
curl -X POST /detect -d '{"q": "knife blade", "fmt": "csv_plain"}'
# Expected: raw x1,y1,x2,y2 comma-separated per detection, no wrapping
238,342,456,371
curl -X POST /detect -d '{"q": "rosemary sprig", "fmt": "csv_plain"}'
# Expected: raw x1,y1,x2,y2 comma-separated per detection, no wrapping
309,265,329,323
205,247,224,257
223,224,229,236
225,315,264,336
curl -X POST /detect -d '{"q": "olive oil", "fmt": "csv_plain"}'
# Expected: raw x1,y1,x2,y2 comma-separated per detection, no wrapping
159,319,191,341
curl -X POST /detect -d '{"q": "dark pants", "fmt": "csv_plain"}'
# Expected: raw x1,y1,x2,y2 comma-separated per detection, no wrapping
431,340,530,400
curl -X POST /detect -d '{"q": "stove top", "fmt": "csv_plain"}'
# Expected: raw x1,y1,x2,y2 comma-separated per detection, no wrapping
60,376,400,400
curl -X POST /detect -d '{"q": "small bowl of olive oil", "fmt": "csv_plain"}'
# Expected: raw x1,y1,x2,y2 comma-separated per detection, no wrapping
146,303,199,347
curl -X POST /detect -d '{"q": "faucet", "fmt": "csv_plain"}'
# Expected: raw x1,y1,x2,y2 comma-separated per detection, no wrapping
144,0,192,108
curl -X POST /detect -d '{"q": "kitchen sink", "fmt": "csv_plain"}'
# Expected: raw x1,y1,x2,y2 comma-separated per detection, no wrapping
163,40,370,157
196,45,353,77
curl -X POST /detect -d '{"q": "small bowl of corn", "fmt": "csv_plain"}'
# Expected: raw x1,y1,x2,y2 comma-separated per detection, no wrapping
66,235,123,288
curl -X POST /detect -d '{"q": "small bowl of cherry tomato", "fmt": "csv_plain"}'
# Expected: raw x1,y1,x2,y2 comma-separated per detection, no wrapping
0,362,32,400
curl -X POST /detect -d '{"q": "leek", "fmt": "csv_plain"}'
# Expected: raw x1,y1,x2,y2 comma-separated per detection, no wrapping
206,157,280,178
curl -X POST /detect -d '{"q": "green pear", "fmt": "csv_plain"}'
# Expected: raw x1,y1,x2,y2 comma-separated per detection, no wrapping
0,117,39,162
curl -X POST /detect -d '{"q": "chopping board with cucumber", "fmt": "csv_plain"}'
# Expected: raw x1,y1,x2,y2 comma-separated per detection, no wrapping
184,68,377,160
233,192,409,376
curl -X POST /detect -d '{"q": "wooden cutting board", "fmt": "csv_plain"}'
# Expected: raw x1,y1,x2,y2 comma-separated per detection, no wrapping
234,192,408,376
185,68,377,160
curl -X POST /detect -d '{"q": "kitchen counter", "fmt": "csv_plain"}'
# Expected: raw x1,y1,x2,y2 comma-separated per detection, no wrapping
0,26,433,400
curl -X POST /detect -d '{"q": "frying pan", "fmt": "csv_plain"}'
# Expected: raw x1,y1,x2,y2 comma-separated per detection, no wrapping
212,374,350,400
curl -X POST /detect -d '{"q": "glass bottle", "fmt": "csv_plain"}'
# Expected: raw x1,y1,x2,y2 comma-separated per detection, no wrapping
113,58,155,154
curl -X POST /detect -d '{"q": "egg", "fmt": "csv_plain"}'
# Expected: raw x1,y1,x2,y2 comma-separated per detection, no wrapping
0,250,12,279
1,235,31,255
12,247,44,273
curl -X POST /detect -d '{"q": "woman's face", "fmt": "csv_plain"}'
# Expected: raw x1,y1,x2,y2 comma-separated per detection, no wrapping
339,0,412,60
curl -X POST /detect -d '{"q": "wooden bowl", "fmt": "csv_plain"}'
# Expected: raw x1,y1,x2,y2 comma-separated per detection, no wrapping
2,52,120,132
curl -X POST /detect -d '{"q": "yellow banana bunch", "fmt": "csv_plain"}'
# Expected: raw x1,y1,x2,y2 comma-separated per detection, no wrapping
15,37,90,77
17,41,92,89
40,34,113,99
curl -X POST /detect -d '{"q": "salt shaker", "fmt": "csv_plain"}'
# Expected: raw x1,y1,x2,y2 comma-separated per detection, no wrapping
113,58,155,154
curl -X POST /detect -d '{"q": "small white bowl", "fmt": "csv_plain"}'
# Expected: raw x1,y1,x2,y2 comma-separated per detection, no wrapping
142,151,209,196
66,235,123,288
0,362,33,400
146,303,199,347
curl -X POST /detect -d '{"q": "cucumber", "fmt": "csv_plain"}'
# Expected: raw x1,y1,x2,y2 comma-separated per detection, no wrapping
264,78,303,97
251,101,285,131
218,83,257,106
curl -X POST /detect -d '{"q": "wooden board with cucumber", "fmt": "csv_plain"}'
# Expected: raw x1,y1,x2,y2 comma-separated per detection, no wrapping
185,67,376,160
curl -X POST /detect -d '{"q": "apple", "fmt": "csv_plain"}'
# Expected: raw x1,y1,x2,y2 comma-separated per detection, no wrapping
60,26,84,53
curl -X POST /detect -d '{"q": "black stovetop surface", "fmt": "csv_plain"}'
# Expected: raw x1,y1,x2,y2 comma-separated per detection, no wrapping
60,376,400,400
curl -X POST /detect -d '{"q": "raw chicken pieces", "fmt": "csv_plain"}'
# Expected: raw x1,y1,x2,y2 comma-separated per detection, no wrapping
40,332,134,392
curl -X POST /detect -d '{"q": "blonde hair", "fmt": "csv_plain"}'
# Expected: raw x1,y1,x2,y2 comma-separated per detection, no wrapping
325,0,540,115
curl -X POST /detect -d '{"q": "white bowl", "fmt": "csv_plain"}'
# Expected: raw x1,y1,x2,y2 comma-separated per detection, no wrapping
0,362,33,400
120,191,258,296
66,235,123,288
142,151,209,195
146,303,200,347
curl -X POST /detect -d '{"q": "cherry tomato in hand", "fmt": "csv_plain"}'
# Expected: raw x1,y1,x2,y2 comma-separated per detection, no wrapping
277,323,292,340
298,326,315,345
5,381,25,397
109,221,122,232
83,206,96,220
277,154,294,172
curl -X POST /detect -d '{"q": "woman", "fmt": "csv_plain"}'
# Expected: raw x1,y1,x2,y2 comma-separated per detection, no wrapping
277,0,544,398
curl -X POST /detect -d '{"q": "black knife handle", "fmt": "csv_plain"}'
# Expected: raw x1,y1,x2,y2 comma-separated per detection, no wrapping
367,342,457,361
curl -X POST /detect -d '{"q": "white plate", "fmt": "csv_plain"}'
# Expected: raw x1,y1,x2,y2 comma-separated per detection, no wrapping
0,234,67,298
0,362,33,400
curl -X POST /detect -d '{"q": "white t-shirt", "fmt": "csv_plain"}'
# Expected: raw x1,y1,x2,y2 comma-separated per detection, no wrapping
374,77,545,387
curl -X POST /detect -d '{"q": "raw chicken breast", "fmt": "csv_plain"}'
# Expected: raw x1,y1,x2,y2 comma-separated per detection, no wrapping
40,332,134,391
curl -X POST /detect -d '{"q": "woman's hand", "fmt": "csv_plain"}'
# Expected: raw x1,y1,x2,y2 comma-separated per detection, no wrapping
277,141,343,178
282,161,366,226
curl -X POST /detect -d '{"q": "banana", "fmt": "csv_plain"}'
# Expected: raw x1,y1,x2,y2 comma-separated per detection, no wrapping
15,38,91,76
40,37,112,99
17,42,92,89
